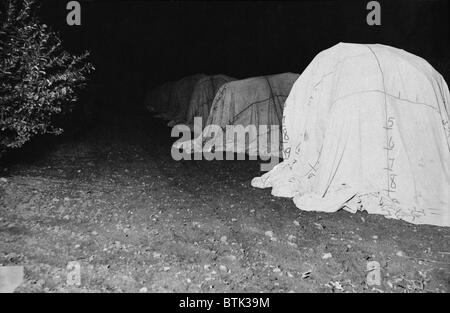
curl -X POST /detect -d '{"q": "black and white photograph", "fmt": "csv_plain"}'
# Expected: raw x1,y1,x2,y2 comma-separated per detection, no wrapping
0,0,449,299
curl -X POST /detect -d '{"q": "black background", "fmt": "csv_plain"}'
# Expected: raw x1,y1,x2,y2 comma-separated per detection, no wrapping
38,0,450,115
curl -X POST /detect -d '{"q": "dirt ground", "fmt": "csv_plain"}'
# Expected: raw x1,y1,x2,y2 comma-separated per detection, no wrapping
0,111,449,293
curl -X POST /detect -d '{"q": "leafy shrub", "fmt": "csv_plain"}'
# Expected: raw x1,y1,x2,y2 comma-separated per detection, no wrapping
0,0,94,156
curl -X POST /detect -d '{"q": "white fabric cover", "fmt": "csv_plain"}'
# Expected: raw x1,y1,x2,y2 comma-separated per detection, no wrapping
144,75,207,122
252,43,450,227
174,73,299,159
185,74,236,130
166,74,207,126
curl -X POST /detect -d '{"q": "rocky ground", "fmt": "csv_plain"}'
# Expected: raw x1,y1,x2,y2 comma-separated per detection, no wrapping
0,111,449,293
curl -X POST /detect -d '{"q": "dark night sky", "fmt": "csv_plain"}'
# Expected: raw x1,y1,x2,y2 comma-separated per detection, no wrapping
38,0,450,114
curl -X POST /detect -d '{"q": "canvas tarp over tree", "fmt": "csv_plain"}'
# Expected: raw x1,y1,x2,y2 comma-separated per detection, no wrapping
174,73,299,158
144,74,206,121
252,43,450,227
184,74,236,130
166,74,207,126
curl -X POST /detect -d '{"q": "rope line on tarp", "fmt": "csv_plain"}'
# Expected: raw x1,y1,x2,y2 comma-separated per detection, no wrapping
229,94,289,124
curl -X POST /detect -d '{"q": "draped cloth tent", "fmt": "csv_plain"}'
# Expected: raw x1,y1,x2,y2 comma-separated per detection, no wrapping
184,74,236,130
174,73,299,159
166,74,207,126
252,43,450,227
144,74,206,122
